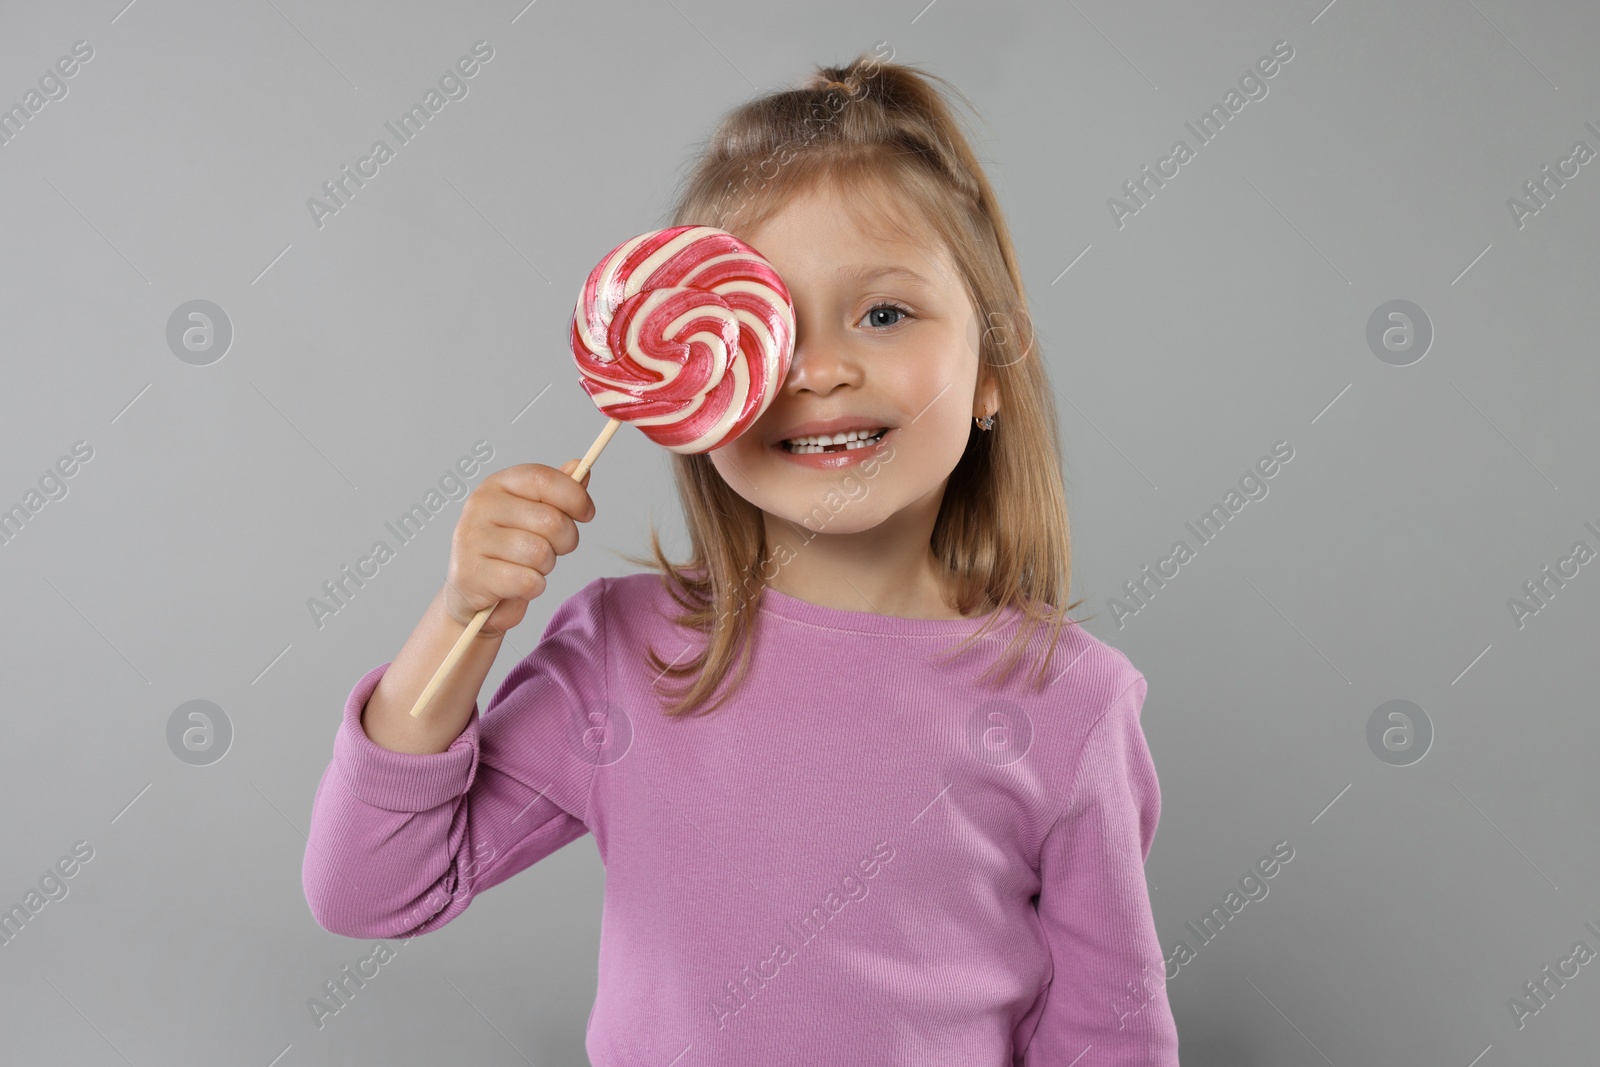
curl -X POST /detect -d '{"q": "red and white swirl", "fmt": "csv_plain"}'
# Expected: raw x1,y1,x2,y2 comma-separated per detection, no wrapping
570,226,795,454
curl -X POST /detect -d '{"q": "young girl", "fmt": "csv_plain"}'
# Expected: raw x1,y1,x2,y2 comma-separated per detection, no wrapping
304,53,1180,1066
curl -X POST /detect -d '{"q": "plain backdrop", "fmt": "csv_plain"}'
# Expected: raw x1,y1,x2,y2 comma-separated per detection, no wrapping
1,0,1597,1064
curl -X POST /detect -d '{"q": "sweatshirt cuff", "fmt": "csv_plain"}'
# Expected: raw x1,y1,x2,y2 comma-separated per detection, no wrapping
332,661,481,812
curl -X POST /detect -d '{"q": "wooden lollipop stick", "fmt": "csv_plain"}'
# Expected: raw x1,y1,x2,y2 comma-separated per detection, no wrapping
408,417,622,719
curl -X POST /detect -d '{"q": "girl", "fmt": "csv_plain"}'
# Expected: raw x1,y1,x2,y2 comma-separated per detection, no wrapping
304,53,1180,1066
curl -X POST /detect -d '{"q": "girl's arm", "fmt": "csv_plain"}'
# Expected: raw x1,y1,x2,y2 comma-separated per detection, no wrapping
1021,672,1181,1065
301,577,609,940
360,459,595,755
361,582,508,754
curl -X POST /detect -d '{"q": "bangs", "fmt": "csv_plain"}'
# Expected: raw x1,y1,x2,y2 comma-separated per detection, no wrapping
698,150,968,299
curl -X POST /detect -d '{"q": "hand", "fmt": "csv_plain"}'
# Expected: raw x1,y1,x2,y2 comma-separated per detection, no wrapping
442,458,595,637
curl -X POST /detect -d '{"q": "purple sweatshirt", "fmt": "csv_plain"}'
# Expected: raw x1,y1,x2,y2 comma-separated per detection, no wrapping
303,572,1180,1065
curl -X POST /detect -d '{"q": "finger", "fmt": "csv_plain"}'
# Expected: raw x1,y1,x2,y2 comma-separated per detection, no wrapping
479,598,528,638
477,497,582,556
473,525,557,576
556,459,595,521
465,556,548,605
557,457,594,490
498,460,594,521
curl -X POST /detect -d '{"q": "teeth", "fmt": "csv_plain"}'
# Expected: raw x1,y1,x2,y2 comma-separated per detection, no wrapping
783,428,887,454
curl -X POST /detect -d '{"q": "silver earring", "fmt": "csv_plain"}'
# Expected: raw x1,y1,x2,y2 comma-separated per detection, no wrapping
975,412,996,430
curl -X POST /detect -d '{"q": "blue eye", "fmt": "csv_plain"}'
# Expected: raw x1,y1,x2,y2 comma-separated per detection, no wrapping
861,302,913,329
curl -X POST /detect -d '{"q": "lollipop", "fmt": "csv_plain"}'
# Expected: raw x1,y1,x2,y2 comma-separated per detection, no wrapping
571,225,794,455
409,226,795,718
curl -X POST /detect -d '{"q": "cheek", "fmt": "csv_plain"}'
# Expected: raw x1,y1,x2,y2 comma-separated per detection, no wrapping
708,446,738,482
900,324,980,398
892,352,976,434
906,405,975,475
710,440,766,496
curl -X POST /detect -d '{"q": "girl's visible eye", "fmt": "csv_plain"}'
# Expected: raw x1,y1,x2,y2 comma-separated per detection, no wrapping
859,301,914,330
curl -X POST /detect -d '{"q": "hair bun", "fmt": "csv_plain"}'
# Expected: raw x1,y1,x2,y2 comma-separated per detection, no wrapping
811,67,865,97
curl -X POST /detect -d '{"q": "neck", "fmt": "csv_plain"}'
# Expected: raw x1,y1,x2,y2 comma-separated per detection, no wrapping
758,483,974,619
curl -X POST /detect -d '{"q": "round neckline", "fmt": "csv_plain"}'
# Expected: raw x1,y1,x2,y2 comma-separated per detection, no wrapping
755,582,1023,637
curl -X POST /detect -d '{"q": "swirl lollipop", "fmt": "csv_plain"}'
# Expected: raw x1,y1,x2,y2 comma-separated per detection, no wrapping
571,225,794,455
410,226,795,718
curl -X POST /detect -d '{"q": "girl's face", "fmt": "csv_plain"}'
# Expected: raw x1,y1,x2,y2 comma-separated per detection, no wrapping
710,182,997,535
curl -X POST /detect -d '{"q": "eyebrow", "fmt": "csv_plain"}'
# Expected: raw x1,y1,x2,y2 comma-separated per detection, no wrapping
836,264,935,289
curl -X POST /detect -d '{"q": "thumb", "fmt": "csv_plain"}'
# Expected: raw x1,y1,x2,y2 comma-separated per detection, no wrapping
559,457,592,488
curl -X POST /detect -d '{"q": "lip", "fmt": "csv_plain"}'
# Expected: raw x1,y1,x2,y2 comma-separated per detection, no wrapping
767,416,898,448
771,426,896,469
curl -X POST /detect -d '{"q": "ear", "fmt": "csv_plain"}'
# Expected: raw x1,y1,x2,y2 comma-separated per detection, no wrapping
975,368,1001,418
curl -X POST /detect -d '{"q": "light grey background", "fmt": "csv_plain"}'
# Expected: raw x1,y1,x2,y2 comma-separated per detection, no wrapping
2,0,1596,1064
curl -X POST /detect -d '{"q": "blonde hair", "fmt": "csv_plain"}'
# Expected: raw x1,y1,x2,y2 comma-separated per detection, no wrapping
620,49,1083,717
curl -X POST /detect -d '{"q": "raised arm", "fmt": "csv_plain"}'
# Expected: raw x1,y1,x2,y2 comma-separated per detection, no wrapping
301,457,601,938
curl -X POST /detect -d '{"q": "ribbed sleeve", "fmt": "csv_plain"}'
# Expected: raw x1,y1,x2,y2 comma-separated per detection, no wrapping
301,577,609,940
1022,672,1180,1065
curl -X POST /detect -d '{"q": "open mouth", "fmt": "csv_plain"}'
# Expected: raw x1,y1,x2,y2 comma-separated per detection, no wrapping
779,427,890,454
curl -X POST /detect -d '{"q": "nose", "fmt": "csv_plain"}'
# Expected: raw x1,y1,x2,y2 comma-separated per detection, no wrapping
782,324,863,397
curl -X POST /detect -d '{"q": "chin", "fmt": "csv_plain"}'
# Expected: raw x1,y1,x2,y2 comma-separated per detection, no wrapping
769,495,888,537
